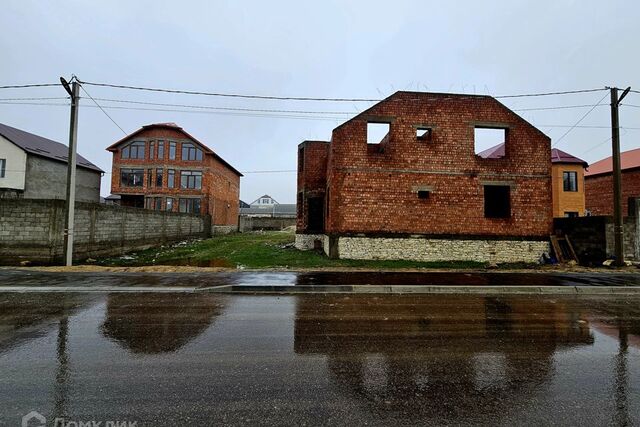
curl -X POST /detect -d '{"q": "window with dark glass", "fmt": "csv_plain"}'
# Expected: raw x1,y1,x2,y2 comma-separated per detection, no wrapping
179,198,201,214
169,141,176,160
563,171,578,192
154,197,163,211
166,197,174,211
121,141,145,159
180,170,202,189
144,198,152,209
0,158,5,178
157,141,164,159
168,169,175,188
181,143,203,161
150,141,155,160
564,211,579,218
156,168,163,187
484,185,510,218
120,169,144,187
147,168,153,187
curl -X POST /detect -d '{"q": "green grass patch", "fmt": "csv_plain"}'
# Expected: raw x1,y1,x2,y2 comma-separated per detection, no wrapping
96,231,511,270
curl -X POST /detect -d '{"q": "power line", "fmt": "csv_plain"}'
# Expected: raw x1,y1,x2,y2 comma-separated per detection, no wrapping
79,85,127,134
0,96,68,101
77,79,608,102
90,97,354,115
512,103,607,112
0,83,60,89
494,88,606,99
77,79,381,102
552,91,611,147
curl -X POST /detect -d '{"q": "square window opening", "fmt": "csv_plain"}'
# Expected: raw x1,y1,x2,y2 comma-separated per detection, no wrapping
417,190,430,199
367,122,390,145
475,127,506,156
416,128,432,142
484,185,510,218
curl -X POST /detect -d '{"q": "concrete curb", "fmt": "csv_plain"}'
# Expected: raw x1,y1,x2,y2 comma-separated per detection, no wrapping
203,285,640,295
0,286,198,293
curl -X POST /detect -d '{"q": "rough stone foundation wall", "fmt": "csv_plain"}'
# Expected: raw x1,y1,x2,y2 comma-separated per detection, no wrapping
0,199,205,264
295,234,325,250
336,236,549,263
212,225,237,235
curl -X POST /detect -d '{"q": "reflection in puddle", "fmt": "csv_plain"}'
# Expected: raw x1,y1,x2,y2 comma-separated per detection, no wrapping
101,293,227,353
0,293,638,425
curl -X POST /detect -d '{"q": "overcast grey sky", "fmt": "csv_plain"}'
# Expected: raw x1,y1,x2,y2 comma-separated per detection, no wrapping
1,0,639,203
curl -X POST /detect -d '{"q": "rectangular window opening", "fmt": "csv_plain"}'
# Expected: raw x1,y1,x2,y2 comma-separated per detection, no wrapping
475,127,506,156
416,128,432,142
120,168,144,187
168,169,175,188
156,168,163,187
484,185,510,218
157,140,164,160
166,197,174,212
563,171,578,192
121,141,145,159
564,212,579,218
0,158,5,178
417,190,430,199
169,142,176,160
180,170,202,189
182,143,203,161
367,122,390,145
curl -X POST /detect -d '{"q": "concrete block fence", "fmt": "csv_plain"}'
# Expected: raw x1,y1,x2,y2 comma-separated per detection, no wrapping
0,199,207,264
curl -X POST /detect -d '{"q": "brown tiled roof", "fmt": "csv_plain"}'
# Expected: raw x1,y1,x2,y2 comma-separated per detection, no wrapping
0,122,103,172
585,147,640,177
477,143,587,167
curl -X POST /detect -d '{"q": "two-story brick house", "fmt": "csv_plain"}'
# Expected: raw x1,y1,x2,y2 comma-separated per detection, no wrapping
296,91,552,263
107,123,241,227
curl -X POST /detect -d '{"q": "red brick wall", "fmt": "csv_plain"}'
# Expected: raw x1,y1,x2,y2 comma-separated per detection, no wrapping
585,169,640,215
109,126,240,225
298,92,552,238
296,141,329,232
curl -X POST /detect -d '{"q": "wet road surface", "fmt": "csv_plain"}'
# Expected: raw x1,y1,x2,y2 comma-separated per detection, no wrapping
1,291,639,426
3,269,640,290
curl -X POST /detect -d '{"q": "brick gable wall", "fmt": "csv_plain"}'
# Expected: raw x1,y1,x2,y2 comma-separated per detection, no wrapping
298,92,552,238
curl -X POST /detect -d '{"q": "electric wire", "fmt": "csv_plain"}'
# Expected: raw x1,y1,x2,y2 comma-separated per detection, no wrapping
79,85,127,135
552,91,611,147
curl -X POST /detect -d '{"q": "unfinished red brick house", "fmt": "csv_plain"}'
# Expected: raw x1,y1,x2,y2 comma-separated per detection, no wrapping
296,91,552,262
107,123,241,231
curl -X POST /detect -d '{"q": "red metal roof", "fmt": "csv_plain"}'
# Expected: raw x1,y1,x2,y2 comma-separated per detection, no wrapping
477,143,587,166
585,147,640,177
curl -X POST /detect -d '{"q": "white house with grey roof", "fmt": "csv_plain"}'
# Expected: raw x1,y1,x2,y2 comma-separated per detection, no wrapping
0,122,103,202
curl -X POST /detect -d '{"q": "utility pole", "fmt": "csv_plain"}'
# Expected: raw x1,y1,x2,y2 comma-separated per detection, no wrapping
61,77,79,266
610,86,631,267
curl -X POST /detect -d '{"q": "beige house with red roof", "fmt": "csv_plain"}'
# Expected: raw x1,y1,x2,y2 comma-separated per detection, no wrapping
479,144,588,217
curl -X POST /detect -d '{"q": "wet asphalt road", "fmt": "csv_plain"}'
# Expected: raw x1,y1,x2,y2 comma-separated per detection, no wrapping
3,269,640,289
1,290,639,426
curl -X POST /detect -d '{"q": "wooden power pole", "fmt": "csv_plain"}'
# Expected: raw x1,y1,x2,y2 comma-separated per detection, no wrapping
610,86,631,267
61,77,79,266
